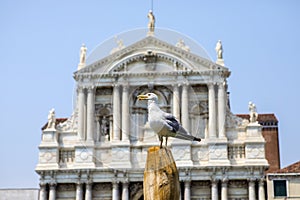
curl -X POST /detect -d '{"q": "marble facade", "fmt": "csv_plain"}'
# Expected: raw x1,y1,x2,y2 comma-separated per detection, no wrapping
36,29,269,200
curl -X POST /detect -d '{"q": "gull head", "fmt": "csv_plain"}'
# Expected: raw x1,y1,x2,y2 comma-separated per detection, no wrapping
137,93,158,102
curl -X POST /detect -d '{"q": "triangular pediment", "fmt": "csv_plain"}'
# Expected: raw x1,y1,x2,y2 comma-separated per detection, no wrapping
75,36,229,76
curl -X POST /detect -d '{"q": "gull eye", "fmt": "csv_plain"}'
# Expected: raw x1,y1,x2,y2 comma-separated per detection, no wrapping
148,94,151,96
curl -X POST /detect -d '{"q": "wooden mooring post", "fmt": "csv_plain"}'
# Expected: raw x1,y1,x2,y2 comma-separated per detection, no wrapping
143,146,180,200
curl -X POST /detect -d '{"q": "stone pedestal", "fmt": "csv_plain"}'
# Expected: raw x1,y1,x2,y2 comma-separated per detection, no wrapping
36,129,59,170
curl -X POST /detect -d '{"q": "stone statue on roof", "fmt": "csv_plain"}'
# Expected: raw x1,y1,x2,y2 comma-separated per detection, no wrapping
79,44,87,64
47,108,56,129
215,40,223,59
147,10,155,35
248,102,258,123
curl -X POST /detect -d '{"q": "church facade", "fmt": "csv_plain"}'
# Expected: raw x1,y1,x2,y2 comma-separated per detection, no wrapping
36,23,276,200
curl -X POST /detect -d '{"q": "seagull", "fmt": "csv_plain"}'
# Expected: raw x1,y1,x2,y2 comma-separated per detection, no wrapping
137,93,201,148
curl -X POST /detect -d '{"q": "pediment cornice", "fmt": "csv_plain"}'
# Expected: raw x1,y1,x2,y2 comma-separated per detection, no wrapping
74,36,229,76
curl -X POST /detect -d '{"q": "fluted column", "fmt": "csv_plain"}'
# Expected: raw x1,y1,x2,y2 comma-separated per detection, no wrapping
181,84,189,131
184,180,191,200
48,183,56,200
221,179,228,200
113,84,121,141
258,179,266,200
78,87,85,140
122,181,129,200
76,183,83,200
112,181,119,200
39,183,47,200
86,87,95,141
248,179,256,200
122,84,129,141
211,179,218,200
85,182,92,200
208,83,216,138
218,82,226,138
173,84,180,121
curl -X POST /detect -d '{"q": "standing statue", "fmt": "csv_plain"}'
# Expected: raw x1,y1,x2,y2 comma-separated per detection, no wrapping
79,44,87,64
147,10,155,34
215,40,223,59
47,108,56,129
248,102,258,123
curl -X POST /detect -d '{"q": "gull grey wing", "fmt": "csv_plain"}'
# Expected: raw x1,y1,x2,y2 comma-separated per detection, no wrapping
163,113,180,133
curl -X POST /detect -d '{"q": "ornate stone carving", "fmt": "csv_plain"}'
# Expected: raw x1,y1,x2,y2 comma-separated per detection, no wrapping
56,111,78,132
143,50,157,71
110,37,125,54
176,39,190,52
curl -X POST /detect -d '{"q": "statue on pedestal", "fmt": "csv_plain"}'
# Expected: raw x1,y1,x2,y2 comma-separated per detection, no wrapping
147,10,155,34
47,108,56,129
79,44,87,64
248,102,258,123
215,40,223,59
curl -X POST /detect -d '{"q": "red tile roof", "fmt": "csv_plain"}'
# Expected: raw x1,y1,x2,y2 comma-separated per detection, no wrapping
269,161,300,173
236,113,278,123
41,118,68,130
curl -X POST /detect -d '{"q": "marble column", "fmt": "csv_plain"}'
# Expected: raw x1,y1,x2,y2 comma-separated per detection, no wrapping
218,82,226,138
211,179,218,200
208,83,216,138
48,183,56,200
76,183,83,200
77,87,85,140
248,179,256,200
113,84,121,141
221,179,228,200
39,183,47,200
112,181,120,200
173,84,180,121
258,179,266,200
184,180,191,200
86,87,95,141
121,84,130,141
85,182,92,200
122,181,129,200
181,84,189,131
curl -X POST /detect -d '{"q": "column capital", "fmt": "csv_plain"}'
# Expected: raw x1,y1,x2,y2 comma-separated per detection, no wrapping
217,81,225,88
77,86,85,93
207,82,216,88
87,86,95,93
49,182,57,189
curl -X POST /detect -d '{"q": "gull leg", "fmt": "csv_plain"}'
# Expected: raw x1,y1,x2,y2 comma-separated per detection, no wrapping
159,136,163,148
165,137,168,147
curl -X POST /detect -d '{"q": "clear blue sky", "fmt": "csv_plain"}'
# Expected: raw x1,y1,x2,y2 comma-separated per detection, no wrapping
1,0,299,188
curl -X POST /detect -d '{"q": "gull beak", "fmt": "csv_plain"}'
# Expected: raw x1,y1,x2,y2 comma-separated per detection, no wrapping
137,94,148,100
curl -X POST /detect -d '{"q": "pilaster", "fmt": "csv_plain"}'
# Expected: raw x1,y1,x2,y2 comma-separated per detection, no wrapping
113,84,121,141
218,82,226,138
77,86,85,140
181,83,189,131
86,87,95,142
208,83,216,138
173,84,180,121
121,84,130,142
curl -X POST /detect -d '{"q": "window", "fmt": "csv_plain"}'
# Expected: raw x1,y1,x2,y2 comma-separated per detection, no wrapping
273,180,287,197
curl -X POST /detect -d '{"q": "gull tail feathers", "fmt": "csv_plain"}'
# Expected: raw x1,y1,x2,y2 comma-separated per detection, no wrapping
175,126,201,142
